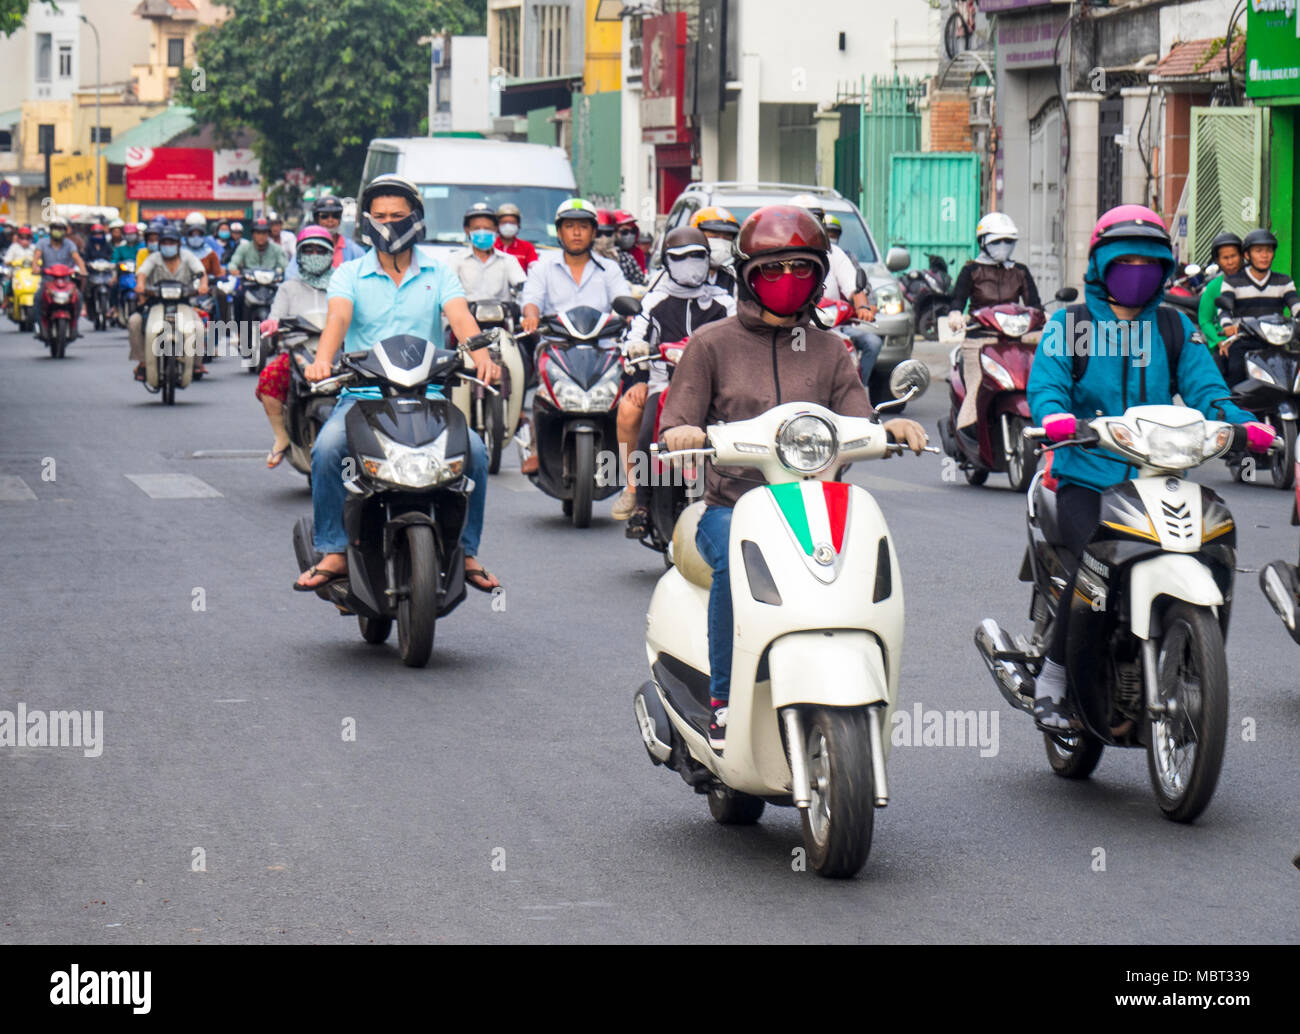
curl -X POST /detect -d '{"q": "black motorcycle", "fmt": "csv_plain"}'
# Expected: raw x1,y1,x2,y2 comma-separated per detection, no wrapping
86,259,115,332
897,253,953,339
279,312,331,481
528,301,634,527
1259,459,1300,645
1224,313,1298,490
241,269,282,374
292,333,495,668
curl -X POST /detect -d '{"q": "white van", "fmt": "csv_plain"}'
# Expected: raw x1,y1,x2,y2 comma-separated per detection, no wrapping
354,137,577,256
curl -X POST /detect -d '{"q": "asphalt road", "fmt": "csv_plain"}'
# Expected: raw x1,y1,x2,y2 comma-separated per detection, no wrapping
1,319,1296,943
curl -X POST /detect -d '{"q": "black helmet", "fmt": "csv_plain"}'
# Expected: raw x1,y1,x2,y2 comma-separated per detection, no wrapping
158,222,182,244
1242,228,1278,251
663,225,709,258
312,196,345,218
1209,231,1242,262
360,175,424,218
462,202,498,228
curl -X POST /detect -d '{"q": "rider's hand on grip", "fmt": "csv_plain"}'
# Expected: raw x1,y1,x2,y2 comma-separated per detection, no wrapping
882,418,928,456
663,425,706,453
260,317,278,339
1243,420,1278,454
1043,412,1077,442
304,359,332,382
625,338,651,360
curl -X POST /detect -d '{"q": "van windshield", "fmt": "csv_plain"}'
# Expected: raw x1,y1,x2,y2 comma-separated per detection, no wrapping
723,206,880,266
417,185,576,246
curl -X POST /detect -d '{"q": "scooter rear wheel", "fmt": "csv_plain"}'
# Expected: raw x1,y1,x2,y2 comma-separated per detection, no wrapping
707,787,765,825
964,465,989,486
358,615,392,644
1043,729,1104,779
799,706,875,878
1270,420,1296,490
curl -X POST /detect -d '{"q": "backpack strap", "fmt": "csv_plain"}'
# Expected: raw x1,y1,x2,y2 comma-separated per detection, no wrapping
1067,304,1092,382
1156,304,1185,399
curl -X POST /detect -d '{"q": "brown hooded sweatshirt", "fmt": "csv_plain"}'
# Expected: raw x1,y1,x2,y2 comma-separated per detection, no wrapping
659,298,875,508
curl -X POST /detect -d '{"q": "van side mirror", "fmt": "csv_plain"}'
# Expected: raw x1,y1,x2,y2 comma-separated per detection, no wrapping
885,246,910,272
1055,287,1079,303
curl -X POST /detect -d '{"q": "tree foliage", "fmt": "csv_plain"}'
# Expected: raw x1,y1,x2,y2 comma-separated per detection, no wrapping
1,0,59,37
189,0,485,191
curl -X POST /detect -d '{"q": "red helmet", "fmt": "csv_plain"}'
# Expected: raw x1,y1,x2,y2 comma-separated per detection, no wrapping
613,210,637,228
1088,204,1170,255
595,208,617,229
735,204,829,272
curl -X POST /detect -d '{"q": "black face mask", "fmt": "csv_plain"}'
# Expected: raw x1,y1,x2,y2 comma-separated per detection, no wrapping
362,212,425,255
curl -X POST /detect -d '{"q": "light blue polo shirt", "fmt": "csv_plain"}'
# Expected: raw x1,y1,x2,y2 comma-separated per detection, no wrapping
328,246,465,399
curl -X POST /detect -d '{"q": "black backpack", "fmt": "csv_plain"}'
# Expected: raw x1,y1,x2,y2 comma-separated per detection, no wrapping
1066,303,1185,400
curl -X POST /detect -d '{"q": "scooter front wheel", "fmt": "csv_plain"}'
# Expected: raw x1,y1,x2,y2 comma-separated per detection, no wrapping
397,524,438,668
799,706,875,878
1147,602,1228,823
570,433,594,528
484,392,504,474
1005,416,1036,493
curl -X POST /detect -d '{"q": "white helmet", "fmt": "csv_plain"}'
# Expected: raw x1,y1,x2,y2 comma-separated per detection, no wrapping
975,211,1018,244
184,211,206,229
788,192,826,220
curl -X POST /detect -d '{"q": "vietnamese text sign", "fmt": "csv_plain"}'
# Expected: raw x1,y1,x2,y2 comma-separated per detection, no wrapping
1246,0,1300,100
126,147,263,200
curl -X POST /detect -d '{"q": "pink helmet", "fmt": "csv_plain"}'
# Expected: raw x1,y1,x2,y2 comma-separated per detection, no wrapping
1089,204,1170,255
296,225,333,250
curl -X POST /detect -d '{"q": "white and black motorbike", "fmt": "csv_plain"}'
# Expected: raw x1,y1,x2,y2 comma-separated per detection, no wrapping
633,361,934,878
277,311,330,479
976,406,1279,822
241,269,283,373
450,300,526,475
292,333,497,668
142,279,203,406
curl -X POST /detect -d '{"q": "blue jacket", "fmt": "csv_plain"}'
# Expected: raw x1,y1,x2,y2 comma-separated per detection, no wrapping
1028,239,1254,492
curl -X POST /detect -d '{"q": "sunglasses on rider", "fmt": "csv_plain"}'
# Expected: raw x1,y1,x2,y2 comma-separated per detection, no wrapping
755,258,817,281
316,212,341,222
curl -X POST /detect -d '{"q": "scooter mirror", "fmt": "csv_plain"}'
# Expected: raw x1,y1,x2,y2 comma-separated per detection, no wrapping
887,358,931,400
611,295,642,317
1055,287,1079,303
1205,263,1220,278
885,246,910,273
855,266,868,293
1184,263,1202,278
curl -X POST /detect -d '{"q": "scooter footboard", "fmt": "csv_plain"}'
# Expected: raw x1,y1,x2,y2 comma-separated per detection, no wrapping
767,630,889,709
1128,554,1223,640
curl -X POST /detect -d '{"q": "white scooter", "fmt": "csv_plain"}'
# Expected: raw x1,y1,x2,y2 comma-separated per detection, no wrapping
142,279,203,405
633,361,934,878
450,316,525,474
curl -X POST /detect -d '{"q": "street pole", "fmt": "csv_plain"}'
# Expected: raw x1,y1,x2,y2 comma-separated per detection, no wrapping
80,14,101,209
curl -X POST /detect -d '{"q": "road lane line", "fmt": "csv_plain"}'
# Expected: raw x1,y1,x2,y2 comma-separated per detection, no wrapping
0,476,37,501
124,473,224,499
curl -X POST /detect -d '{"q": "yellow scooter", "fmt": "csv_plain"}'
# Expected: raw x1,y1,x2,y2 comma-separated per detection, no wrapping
7,257,40,332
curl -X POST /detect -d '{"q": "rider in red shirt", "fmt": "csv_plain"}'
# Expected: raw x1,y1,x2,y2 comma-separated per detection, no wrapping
494,203,539,272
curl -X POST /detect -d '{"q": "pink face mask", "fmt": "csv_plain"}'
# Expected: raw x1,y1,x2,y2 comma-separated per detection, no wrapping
748,270,818,316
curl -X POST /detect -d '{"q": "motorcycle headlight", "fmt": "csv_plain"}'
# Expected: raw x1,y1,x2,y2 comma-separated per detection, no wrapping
159,284,183,301
361,432,463,488
1245,358,1276,385
1136,418,1206,470
994,311,1032,338
546,370,587,410
582,367,622,412
979,352,1016,390
1259,322,1293,346
50,290,70,303
776,414,837,474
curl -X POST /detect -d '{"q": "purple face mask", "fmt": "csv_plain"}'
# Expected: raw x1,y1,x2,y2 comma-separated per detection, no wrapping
1104,261,1165,307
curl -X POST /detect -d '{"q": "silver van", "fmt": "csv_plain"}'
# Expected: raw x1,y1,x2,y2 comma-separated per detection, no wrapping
355,137,578,257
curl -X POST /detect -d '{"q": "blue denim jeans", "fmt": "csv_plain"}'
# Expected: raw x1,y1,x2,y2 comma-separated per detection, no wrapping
845,325,884,384
694,504,734,702
311,395,489,556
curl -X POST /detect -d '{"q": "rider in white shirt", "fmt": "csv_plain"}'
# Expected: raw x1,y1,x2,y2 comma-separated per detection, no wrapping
454,203,526,304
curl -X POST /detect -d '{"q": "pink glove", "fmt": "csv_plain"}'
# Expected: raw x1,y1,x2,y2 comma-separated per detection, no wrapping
259,318,278,338
1042,413,1077,442
1244,421,1277,454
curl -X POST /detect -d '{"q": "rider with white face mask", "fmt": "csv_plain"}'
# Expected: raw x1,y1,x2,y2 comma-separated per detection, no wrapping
612,226,736,525
948,211,1041,328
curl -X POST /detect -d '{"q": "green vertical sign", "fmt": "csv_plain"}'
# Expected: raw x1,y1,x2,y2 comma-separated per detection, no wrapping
1246,1,1300,101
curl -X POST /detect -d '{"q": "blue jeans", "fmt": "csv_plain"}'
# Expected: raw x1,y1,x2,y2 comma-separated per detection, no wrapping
845,325,884,384
311,395,489,556
694,505,734,702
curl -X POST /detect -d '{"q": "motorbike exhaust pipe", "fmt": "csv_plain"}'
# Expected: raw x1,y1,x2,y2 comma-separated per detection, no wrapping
781,708,812,809
868,704,889,808
974,619,1035,712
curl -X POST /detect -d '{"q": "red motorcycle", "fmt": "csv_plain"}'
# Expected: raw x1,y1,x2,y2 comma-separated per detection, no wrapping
628,338,691,559
938,302,1048,491
38,263,80,359
814,296,867,368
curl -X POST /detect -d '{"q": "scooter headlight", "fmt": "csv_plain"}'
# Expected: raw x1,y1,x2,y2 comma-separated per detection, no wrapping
994,311,1032,338
361,432,463,488
50,290,70,303
776,414,837,474
159,283,183,301
979,352,1016,390
1245,358,1275,385
1259,322,1293,346
1136,417,1205,470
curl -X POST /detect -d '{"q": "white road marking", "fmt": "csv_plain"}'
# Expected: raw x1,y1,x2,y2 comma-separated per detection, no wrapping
124,473,224,499
0,476,37,501
188,450,267,459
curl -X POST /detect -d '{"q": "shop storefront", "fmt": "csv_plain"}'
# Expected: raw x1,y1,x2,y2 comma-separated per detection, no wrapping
126,146,263,225
1247,0,1300,273
640,12,695,215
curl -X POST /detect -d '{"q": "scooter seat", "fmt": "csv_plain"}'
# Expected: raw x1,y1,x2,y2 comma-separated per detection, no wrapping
1032,479,1066,547
671,501,714,590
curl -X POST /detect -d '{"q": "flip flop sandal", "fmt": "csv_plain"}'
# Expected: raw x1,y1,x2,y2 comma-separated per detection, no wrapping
266,445,289,468
464,562,499,593
293,565,348,592
133,364,146,382
1033,696,1081,733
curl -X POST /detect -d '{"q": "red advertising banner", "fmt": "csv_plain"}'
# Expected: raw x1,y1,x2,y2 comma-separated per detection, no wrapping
126,147,264,201
641,12,687,143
